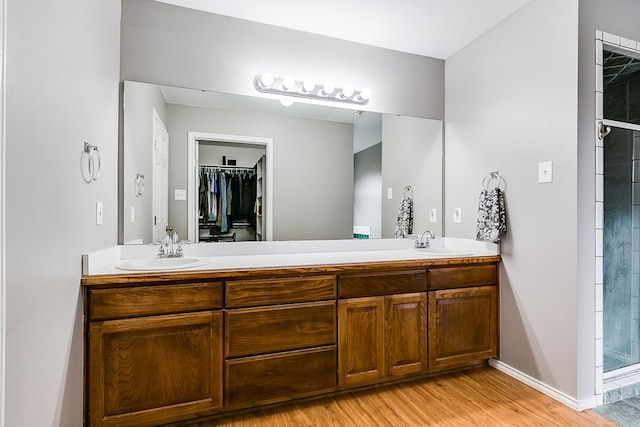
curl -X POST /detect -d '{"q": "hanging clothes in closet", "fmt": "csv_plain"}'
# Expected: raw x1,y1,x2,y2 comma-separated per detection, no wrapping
198,166,256,232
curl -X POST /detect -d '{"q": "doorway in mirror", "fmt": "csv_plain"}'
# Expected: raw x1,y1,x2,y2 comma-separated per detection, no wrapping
188,132,273,243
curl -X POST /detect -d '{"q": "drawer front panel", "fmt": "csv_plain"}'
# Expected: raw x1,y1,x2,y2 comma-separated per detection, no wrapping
338,270,426,298
89,282,223,320
226,275,336,308
427,264,497,290
225,301,336,357
225,346,337,407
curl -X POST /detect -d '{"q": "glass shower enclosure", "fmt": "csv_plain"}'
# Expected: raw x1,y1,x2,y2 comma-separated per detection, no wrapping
602,46,640,373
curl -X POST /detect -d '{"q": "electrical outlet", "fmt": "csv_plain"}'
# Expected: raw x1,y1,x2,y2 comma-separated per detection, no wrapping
175,189,187,201
429,209,437,223
96,201,104,225
130,206,135,223
453,208,462,224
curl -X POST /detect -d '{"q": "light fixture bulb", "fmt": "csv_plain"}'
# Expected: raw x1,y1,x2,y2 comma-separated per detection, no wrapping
340,85,354,99
260,72,274,88
280,98,294,107
282,75,295,90
321,81,335,96
358,87,372,101
302,78,315,93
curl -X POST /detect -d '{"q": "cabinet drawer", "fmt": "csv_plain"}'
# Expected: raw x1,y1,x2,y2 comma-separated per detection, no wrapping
338,270,426,298
226,275,336,308
89,282,223,320
225,346,337,407
427,264,497,290
225,301,336,357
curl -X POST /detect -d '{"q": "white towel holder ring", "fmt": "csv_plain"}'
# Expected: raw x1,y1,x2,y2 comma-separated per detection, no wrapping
81,141,101,183
482,171,506,191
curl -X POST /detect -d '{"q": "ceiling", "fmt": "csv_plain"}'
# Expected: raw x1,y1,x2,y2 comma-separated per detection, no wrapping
603,47,640,88
154,0,533,59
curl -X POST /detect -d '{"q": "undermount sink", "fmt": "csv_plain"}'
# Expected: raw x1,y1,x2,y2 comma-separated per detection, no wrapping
412,248,473,257
115,257,209,271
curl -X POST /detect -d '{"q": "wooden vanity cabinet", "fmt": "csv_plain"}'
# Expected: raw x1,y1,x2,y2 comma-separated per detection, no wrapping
82,257,500,426
85,281,224,427
337,270,427,387
224,275,338,408
427,264,498,370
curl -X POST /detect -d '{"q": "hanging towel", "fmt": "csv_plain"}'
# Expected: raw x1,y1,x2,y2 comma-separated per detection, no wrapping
476,187,507,243
395,187,413,238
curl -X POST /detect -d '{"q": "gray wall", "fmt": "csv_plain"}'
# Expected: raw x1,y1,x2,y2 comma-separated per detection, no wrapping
382,115,443,238
5,0,121,425
166,104,355,240
445,0,580,398
120,0,444,121
354,143,382,239
577,0,640,399
122,81,167,243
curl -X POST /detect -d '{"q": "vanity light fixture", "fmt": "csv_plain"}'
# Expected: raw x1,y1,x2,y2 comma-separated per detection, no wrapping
254,72,371,105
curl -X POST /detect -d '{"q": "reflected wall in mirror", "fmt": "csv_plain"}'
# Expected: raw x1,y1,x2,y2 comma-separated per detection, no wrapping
121,81,443,244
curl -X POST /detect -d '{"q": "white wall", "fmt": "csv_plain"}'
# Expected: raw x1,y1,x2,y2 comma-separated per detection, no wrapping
120,0,444,121
445,0,580,398
382,115,443,238
122,81,167,244
5,0,120,425
354,143,382,239
166,104,355,241
199,144,265,168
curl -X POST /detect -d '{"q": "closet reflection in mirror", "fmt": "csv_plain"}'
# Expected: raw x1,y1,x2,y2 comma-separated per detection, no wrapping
121,81,443,244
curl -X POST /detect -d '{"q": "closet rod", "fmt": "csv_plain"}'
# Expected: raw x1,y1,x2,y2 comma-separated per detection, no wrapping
199,165,254,171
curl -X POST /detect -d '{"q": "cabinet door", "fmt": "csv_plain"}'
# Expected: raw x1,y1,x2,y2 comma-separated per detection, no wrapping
428,286,497,370
338,297,385,386
385,292,427,377
89,311,222,427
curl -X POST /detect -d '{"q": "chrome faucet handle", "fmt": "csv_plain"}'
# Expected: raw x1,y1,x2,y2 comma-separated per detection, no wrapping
415,230,435,249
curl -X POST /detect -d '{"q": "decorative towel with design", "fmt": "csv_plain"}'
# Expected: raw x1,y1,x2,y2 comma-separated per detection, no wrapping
476,187,507,243
395,190,413,238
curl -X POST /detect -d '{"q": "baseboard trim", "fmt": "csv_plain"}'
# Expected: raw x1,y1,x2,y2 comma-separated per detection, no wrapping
489,359,597,411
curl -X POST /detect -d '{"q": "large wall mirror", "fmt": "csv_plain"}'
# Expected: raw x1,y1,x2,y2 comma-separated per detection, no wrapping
121,81,443,244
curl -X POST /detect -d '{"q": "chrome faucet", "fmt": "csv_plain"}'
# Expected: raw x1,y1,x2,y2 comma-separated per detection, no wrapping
157,226,183,258
414,230,435,249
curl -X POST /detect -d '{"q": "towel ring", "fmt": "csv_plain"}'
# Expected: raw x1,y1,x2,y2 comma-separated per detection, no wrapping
81,142,101,183
401,185,413,199
482,171,506,191
134,173,145,197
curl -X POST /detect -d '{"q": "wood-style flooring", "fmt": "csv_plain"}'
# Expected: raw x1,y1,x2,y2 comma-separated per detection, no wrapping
181,366,617,426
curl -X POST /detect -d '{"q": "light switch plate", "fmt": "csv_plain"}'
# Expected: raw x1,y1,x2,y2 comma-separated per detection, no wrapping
130,206,135,223
387,188,393,200
175,189,187,201
429,209,437,223
96,201,103,225
453,208,462,224
539,161,553,183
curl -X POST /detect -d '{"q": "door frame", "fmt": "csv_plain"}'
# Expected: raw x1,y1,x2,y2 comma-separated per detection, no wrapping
187,132,273,242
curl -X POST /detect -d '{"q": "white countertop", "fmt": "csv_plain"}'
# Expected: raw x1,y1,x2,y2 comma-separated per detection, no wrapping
83,238,499,276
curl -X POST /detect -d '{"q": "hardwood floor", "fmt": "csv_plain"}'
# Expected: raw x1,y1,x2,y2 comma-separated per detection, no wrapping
180,366,616,426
